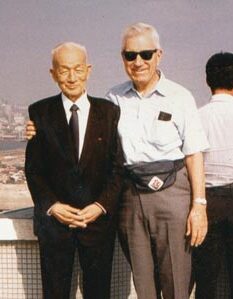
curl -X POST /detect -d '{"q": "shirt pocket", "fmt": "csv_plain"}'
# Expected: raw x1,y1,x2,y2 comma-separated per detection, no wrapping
152,119,179,146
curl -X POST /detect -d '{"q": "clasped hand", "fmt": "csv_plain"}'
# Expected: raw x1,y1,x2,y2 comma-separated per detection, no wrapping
49,202,103,228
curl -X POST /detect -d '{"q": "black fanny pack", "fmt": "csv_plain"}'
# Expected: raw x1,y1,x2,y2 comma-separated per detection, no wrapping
125,159,184,192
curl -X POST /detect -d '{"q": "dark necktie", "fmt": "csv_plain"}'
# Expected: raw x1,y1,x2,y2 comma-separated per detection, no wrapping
69,104,79,163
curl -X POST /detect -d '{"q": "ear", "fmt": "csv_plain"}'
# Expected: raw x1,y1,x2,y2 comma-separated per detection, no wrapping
86,64,92,80
50,68,57,82
156,49,163,66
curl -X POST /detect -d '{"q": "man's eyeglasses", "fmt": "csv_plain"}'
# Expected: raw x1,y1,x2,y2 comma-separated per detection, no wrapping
122,49,158,61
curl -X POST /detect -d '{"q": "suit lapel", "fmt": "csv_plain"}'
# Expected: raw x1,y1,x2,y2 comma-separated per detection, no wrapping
47,94,104,171
78,96,104,174
48,94,76,165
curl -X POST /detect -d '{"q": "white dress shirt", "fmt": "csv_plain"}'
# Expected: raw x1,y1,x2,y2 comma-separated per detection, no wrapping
106,72,209,165
199,93,233,187
62,92,90,159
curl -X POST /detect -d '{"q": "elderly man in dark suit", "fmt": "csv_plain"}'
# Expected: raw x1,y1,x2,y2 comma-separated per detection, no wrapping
25,42,124,299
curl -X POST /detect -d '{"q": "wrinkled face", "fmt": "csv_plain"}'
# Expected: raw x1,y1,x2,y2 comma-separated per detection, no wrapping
122,32,162,92
50,47,91,102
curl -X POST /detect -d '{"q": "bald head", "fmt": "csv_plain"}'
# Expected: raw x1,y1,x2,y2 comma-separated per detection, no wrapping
51,42,88,68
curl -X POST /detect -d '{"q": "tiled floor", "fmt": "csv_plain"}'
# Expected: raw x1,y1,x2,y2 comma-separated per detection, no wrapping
0,240,230,298
0,240,137,299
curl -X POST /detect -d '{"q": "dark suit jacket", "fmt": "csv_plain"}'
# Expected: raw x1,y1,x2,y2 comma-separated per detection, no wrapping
25,94,124,246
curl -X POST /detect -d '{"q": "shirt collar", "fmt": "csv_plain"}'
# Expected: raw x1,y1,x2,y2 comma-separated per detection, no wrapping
211,93,233,103
121,71,169,98
62,92,90,113
152,72,168,96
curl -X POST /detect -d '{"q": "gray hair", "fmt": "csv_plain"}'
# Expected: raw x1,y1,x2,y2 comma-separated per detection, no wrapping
51,42,88,66
121,22,161,50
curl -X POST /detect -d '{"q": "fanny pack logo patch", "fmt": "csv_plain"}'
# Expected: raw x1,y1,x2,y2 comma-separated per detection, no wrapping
148,176,164,191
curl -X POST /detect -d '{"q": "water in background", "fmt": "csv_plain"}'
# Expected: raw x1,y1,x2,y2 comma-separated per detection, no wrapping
0,140,27,151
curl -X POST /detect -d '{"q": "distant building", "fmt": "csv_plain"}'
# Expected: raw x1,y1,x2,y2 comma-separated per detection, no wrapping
0,101,27,141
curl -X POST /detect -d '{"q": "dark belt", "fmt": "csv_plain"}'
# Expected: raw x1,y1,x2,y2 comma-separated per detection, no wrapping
208,182,233,190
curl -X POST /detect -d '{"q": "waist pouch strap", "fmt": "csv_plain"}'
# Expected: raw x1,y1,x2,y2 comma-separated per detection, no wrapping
125,159,184,192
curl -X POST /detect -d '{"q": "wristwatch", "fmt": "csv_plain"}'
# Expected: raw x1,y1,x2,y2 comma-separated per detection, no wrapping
193,197,207,205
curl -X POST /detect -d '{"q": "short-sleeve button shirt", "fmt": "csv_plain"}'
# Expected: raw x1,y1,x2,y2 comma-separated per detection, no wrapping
199,93,233,187
106,72,209,165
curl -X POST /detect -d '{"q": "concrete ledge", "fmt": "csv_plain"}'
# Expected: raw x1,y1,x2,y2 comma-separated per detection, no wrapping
0,218,36,241
0,207,36,241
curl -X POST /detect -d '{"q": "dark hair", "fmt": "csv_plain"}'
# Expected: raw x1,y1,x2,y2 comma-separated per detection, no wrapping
206,52,233,91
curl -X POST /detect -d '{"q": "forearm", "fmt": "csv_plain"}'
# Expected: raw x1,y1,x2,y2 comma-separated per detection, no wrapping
26,172,59,212
25,125,59,212
95,111,125,215
185,152,207,246
185,152,206,202
95,151,124,215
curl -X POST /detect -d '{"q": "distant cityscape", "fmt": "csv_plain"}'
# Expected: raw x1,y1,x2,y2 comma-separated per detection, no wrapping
0,99,28,141
0,98,28,185
0,100,31,210
0,148,32,211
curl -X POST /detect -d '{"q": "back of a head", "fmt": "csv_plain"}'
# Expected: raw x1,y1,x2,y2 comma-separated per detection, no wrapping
206,52,233,92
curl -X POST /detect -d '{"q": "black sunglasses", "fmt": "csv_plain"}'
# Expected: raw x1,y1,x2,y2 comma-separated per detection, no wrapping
122,49,158,61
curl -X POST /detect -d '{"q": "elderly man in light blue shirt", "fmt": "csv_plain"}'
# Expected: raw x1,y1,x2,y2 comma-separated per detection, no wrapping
106,22,209,299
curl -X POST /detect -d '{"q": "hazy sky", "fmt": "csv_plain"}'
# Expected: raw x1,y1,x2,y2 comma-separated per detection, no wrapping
0,0,232,107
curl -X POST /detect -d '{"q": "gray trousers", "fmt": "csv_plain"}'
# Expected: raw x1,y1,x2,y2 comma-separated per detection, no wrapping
118,167,192,299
